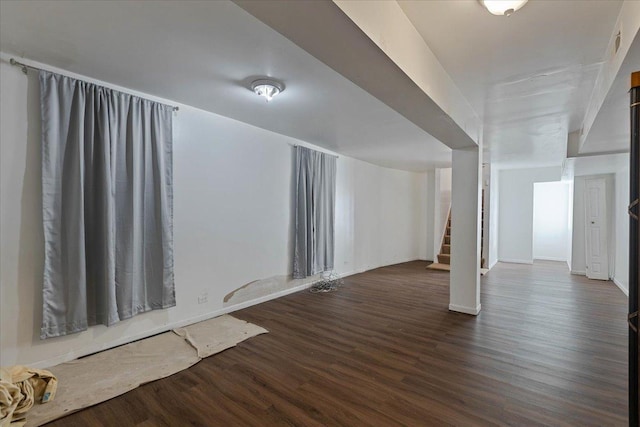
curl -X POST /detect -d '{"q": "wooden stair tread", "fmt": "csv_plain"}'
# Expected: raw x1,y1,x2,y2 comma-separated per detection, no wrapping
426,262,450,272
437,254,450,264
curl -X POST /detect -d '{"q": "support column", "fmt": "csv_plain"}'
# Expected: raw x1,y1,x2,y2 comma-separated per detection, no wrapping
450,146,482,315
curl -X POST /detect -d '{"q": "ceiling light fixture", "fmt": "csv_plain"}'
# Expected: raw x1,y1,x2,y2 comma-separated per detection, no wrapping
479,0,528,16
251,79,285,102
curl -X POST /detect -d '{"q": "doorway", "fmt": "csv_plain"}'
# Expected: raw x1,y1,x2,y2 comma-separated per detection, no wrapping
532,181,572,263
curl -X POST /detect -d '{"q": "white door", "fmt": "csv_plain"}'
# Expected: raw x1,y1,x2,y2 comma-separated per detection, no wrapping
584,178,609,280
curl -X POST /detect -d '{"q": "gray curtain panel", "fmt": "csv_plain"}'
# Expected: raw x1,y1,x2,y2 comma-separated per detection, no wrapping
39,70,175,339
293,146,337,279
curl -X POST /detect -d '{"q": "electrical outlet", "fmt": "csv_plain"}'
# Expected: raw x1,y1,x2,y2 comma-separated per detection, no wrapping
197,293,208,304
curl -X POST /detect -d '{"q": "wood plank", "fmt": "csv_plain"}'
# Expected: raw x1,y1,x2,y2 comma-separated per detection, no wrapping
44,260,628,426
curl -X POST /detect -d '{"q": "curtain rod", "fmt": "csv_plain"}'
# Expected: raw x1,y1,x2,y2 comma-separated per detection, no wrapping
9,58,180,112
290,144,339,159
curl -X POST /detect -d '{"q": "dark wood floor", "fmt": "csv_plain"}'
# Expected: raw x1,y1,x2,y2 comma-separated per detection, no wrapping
46,261,628,426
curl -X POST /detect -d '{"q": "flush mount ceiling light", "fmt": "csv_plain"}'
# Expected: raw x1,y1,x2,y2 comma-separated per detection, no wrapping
479,0,528,16
251,79,285,102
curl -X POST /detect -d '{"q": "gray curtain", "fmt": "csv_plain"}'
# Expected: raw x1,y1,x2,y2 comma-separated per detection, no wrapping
40,70,175,339
293,146,337,279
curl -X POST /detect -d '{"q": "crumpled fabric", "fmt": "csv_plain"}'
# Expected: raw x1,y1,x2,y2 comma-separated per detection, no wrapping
0,370,22,427
0,366,57,427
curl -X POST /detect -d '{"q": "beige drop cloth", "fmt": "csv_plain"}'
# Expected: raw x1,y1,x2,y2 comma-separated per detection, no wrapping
22,315,267,427
25,332,198,427
173,314,268,358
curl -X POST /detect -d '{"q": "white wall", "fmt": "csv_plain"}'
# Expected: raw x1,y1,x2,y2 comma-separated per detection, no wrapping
571,178,587,274
566,180,574,270
422,170,436,261
351,159,427,272
614,163,630,294
0,59,427,367
497,167,562,264
481,164,490,267
532,181,571,262
488,166,500,269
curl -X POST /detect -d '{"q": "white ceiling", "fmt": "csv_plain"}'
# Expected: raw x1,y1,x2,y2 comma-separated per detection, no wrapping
0,0,629,172
398,0,623,168
0,0,451,172
582,30,640,154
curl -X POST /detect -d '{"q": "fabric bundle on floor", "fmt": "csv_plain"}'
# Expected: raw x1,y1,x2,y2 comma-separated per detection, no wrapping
4,315,267,427
0,367,57,427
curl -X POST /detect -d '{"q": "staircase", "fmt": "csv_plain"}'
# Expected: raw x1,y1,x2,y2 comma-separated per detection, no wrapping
427,210,452,271
438,214,452,266
427,190,486,272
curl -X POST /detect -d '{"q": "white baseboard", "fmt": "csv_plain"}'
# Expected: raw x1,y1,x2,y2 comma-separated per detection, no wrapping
498,258,533,265
533,256,567,262
449,304,481,315
570,270,586,276
488,259,498,270
613,277,629,297
338,270,358,279
32,270,362,369
28,257,430,368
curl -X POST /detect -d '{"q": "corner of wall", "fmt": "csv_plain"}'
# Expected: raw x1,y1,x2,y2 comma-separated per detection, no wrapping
613,276,629,297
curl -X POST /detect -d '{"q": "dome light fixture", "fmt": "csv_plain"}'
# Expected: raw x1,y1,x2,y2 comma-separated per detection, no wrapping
479,0,528,16
251,79,285,102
